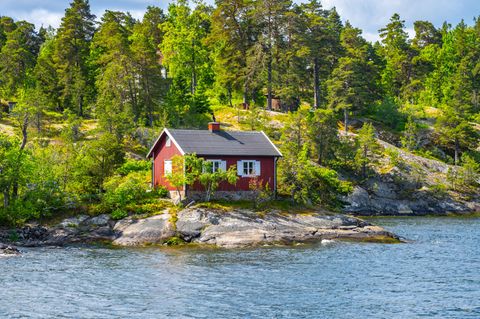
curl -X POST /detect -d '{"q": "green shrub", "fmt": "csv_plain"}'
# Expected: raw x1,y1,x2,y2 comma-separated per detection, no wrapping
0,200,39,227
429,181,448,198
103,171,151,209
370,97,406,131
116,159,151,176
279,146,353,208
110,209,128,220
8,230,19,242
22,180,67,218
165,236,185,246
155,186,169,198
385,148,404,168
459,153,480,187
125,201,171,215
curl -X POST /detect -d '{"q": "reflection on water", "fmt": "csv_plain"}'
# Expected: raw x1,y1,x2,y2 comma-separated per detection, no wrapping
1,217,479,318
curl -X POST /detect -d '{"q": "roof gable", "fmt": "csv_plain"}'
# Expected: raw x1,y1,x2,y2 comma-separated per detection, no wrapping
147,128,282,158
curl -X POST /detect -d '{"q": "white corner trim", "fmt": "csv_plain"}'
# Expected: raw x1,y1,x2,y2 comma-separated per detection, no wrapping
146,128,186,158
261,131,283,157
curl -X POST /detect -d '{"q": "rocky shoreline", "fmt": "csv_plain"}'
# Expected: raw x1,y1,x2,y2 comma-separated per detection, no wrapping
341,140,480,216
0,243,21,256
0,207,401,250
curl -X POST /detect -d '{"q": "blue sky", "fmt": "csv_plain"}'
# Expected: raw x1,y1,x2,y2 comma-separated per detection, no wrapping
2,0,479,42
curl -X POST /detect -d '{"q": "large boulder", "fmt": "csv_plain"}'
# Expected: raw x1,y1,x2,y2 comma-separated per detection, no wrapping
113,213,175,246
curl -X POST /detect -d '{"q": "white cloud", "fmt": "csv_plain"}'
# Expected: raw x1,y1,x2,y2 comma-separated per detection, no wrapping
362,32,380,43
10,9,63,29
321,0,477,42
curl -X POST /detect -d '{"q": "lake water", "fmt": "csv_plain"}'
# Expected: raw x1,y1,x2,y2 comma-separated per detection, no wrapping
1,217,479,319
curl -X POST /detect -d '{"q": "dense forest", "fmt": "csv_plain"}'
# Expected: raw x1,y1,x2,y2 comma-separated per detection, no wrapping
1,0,479,225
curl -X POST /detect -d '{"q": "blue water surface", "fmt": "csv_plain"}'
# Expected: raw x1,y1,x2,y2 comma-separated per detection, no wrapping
1,217,479,318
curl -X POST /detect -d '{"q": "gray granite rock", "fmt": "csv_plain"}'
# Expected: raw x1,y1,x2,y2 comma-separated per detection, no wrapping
84,214,110,227
112,208,400,248
113,214,175,246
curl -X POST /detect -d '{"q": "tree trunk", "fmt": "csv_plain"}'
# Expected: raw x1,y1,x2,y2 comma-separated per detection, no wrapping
176,188,182,203
362,145,367,178
36,111,41,134
473,89,478,109
20,115,28,151
78,95,83,117
205,183,212,202
344,108,348,135
191,39,197,95
227,86,233,108
318,141,324,166
313,57,320,109
3,191,9,208
11,113,29,199
243,84,248,105
267,55,272,111
454,137,460,166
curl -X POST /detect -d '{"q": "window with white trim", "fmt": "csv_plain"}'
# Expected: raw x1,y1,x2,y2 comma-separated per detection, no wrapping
204,160,225,173
242,160,256,176
165,136,171,147
164,160,172,176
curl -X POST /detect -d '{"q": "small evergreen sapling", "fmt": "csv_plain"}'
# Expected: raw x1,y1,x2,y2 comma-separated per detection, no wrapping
355,122,379,179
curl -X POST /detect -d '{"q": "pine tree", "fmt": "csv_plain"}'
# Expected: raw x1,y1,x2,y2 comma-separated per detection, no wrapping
0,17,17,49
327,21,380,134
130,7,167,126
308,108,338,165
91,11,136,140
0,21,41,98
356,122,378,178
435,108,478,166
405,21,441,103
53,0,96,116
401,116,419,151
378,13,412,98
252,0,292,110
34,28,62,111
209,0,257,106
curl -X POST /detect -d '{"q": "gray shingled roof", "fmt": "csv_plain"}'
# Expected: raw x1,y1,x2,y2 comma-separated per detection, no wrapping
167,129,282,157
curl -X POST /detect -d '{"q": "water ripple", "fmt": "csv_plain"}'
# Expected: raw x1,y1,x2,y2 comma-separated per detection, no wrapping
0,217,479,318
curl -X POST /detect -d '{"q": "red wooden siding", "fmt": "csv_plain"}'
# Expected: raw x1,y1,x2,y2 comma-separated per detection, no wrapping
152,134,183,191
189,155,275,192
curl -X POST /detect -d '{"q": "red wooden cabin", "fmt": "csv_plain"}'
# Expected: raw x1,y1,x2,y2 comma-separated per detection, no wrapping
146,122,282,200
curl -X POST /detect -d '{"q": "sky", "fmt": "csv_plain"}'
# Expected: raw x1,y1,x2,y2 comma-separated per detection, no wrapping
1,0,479,42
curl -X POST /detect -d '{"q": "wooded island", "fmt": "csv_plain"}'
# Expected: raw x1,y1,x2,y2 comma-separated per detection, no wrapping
1,0,479,227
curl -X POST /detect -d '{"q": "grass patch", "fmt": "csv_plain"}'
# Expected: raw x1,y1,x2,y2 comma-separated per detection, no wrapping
125,199,173,218
168,205,181,230
195,200,253,211
164,236,185,246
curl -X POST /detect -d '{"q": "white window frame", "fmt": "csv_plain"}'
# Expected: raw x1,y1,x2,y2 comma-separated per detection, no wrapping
242,160,256,176
165,136,171,147
164,160,172,176
204,159,225,173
